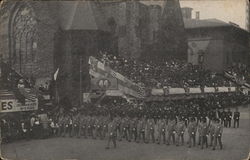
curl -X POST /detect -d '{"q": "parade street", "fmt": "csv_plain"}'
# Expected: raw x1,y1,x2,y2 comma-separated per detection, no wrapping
2,105,250,160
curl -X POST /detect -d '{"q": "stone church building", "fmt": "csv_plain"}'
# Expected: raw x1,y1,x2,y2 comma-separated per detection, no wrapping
0,0,186,104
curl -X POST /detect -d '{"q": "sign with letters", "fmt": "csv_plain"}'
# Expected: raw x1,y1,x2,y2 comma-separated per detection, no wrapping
0,98,38,113
91,77,118,90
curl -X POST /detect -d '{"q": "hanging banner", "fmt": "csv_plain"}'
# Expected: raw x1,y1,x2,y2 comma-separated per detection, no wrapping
0,98,38,113
89,56,145,98
168,88,186,94
189,88,201,94
151,89,164,96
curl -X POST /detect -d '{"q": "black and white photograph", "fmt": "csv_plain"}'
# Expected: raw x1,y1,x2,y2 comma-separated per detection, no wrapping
0,0,250,160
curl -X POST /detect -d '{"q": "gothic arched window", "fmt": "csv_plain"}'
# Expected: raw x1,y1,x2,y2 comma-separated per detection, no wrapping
10,4,38,74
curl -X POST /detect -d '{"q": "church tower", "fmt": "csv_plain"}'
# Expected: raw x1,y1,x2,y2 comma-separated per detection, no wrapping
157,0,187,60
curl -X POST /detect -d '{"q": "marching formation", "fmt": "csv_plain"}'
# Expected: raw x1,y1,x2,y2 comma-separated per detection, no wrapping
54,106,240,150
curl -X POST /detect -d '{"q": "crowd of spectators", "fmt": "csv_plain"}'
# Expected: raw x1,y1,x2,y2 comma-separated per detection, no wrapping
225,63,250,84
97,52,233,89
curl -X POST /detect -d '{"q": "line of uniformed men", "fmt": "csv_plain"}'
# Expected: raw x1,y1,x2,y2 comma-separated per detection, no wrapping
56,113,224,150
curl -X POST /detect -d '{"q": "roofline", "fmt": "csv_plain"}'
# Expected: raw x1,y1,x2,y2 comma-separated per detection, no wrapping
185,23,249,34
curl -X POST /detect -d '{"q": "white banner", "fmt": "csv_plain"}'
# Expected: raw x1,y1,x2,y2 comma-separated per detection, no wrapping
151,89,164,96
168,88,185,94
189,88,201,94
0,98,38,113
218,87,229,92
204,87,215,93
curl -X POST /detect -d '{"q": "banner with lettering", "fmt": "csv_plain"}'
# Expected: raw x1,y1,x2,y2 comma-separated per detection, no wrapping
0,98,38,113
88,56,145,98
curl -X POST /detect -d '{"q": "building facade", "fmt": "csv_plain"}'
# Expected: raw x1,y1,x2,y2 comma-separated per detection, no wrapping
0,0,186,105
180,0,250,31
185,18,250,72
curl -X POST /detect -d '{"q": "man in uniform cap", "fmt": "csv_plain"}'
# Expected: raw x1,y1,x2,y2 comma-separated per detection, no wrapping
57,115,65,137
200,117,209,149
129,116,138,142
166,116,176,145
220,109,227,127
146,116,155,143
233,108,240,128
86,114,92,138
102,114,109,139
120,115,130,141
197,119,202,146
187,117,197,148
94,115,102,139
115,114,122,141
62,115,70,137
71,112,80,137
137,116,146,143
79,113,87,138
175,117,185,146
106,116,117,149
212,118,223,150
157,116,166,144
208,118,216,147
226,108,232,128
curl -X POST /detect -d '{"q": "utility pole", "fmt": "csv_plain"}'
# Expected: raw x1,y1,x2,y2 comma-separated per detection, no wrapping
79,55,83,107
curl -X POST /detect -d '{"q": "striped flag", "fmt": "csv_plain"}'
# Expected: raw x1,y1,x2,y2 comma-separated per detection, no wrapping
18,88,37,102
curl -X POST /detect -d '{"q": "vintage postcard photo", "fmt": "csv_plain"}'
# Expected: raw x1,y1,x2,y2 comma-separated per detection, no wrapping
0,0,249,160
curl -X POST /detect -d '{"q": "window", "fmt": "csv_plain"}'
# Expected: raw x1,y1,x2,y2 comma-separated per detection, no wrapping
10,5,38,74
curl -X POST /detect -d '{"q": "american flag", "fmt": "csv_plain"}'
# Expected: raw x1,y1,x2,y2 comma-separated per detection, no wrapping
0,89,16,99
18,88,37,102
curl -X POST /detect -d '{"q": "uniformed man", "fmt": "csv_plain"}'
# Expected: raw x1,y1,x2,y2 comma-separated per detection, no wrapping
187,117,197,148
146,116,155,143
86,114,92,138
220,109,227,127
166,116,176,145
200,118,209,149
71,113,80,137
57,115,65,137
102,114,109,139
226,108,232,128
79,113,87,138
115,115,122,141
67,115,73,137
120,115,130,141
62,115,70,137
129,117,138,142
233,108,240,128
106,116,117,149
175,117,185,146
96,115,103,139
197,120,202,146
212,118,223,150
209,118,216,147
137,116,146,143
157,117,166,144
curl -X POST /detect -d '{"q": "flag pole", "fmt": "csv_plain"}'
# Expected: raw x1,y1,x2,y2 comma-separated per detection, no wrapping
53,68,60,106
79,55,83,107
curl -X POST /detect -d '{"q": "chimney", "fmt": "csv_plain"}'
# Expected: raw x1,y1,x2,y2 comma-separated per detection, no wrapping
195,11,200,20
